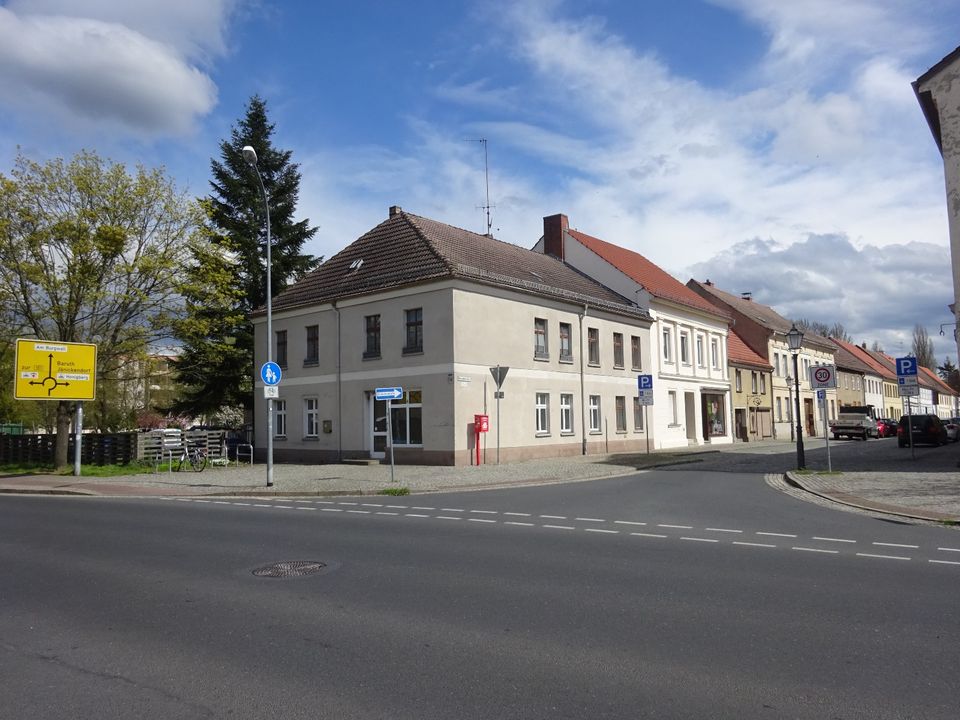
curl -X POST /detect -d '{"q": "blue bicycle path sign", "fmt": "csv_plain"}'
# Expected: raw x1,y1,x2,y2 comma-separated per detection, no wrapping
261,362,282,386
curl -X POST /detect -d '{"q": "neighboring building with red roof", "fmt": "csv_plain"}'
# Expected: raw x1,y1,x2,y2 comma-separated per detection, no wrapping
826,337,885,416
727,328,774,442
534,214,733,448
251,206,653,465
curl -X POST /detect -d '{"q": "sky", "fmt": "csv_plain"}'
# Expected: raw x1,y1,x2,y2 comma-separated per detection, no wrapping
1,0,959,363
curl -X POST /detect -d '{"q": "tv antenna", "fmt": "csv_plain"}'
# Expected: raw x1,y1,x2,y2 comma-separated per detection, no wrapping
468,138,495,236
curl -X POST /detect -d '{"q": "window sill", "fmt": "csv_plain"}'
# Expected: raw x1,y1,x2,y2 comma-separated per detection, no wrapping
536,432,551,438
587,362,600,368
303,360,319,368
560,431,575,437
668,423,681,428
402,348,423,356
273,435,287,442
589,430,603,435
560,356,574,364
534,354,550,362
362,353,381,361
302,436,319,442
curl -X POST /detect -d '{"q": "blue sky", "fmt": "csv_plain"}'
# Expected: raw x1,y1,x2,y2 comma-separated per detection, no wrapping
1,0,959,361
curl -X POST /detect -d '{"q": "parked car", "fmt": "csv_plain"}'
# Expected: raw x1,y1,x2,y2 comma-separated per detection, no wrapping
830,413,878,440
945,421,960,443
897,414,948,447
875,418,898,438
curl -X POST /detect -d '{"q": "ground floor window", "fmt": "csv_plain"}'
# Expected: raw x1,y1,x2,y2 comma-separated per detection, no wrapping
704,393,726,436
390,389,423,445
304,397,319,438
633,397,644,431
274,399,287,438
535,392,550,434
615,396,627,432
589,395,601,432
560,394,573,434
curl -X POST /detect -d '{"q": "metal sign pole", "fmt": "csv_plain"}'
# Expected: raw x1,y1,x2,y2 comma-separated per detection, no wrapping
822,394,831,472
644,405,649,454
74,402,83,477
907,395,914,461
387,399,395,482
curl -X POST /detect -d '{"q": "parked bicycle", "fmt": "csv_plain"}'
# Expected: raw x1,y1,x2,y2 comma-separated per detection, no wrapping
176,444,208,472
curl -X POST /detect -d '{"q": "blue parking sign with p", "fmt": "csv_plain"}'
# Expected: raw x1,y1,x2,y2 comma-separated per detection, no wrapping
895,357,917,376
638,374,653,390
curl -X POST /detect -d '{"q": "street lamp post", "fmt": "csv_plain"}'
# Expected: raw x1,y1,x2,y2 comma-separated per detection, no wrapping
786,376,794,442
786,324,805,469
242,145,273,488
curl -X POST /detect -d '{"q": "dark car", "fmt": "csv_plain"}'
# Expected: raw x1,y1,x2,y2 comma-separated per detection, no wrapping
897,414,948,447
875,418,898,438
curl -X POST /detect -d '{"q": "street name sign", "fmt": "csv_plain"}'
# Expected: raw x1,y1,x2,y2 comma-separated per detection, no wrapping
375,386,403,401
15,339,97,400
899,384,919,397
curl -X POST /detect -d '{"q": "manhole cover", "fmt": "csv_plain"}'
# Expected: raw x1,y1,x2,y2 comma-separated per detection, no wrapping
252,560,326,578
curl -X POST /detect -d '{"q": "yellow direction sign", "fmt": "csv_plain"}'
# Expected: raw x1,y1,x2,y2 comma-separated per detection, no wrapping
15,339,97,401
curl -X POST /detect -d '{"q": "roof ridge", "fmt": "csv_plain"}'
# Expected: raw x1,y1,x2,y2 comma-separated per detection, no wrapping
402,212,456,274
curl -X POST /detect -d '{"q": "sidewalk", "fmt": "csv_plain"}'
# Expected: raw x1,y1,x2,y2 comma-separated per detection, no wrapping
2,440,958,523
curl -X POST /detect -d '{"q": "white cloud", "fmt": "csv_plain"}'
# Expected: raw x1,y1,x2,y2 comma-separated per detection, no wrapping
0,1,237,137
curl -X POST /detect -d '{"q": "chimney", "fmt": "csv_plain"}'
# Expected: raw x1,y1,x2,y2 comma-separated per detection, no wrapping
389,205,402,217
704,279,713,286
741,291,752,301
543,214,568,261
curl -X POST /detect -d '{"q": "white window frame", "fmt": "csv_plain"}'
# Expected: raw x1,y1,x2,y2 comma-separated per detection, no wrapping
711,338,720,369
535,392,550,434
303,397,319,438
560,393,574,434
735,369,742,393
534,318,549,359
662,327,672,362
589,395,602,433
669,390,678,425
274,399,287,438
696,335,705,367
760,374,766,394
680,332,690,365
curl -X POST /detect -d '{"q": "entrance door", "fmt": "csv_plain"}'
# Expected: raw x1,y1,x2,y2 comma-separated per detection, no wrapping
804,398,815,437
685,392,698,442
369,394,387,459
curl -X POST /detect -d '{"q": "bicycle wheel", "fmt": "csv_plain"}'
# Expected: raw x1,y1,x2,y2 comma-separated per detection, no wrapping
189,449,207,472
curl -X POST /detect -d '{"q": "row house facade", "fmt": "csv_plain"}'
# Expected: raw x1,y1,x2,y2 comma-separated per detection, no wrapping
728,329,774,442
687,281,837,439
534,214,733,448
826,338,880,416
252,207,653,465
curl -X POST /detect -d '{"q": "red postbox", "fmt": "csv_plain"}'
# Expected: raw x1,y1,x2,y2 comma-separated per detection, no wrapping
473,414,489,465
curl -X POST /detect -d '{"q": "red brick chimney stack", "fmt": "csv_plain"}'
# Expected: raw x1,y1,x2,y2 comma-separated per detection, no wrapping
543,214,568,261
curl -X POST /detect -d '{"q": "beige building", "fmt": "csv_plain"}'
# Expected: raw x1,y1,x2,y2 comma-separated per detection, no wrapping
251,207,653,465
728,329,773,442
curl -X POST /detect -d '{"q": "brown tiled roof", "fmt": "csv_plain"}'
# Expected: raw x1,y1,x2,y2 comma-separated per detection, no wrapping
727,328,772,370
826,338,874,375
687,280,834,350
920,365,956,395
566,230,729,319
267,210,651,320
862,349,897,380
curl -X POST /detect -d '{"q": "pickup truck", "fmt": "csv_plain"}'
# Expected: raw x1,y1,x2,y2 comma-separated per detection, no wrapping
830,413,878,441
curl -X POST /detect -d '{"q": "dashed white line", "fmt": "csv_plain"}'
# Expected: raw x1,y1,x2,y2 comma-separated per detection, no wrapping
585,528,619,534
253,504,272,508
470,510,498,515
436,516,462,521
412,506,435,511
503,512,531,517
212,501,230,505
405,513,429,518
812,536,856,544
681,537,718,543
385,505,408,509
316,501,335,505
856,553,910,561
937,547,960,553
614,520,647,527
631,532,667,538
658,524,693,530
505,521,534,527
375,511,399,516
347,510,370,514
274,505,294,510
441,508,464,513
296,507,317,511
733,541,777,548
540,515,567,520
757,532,797,538
543,524,575,530
468,518,497,524
792,547,838,554
706,527,742,534
232,502,251,506
930,559,960,566
361,503,383,508
294,500,312,504
873,542,918,549
576,517,605,523
338,502,358,506
321,508,343,512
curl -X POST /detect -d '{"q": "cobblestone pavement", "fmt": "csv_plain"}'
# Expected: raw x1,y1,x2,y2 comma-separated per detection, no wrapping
3,438,958,523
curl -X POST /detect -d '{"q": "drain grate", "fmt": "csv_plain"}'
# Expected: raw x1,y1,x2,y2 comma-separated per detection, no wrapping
252,560,326,578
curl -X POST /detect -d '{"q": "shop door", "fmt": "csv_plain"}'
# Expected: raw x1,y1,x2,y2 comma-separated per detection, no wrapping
369,394,387,459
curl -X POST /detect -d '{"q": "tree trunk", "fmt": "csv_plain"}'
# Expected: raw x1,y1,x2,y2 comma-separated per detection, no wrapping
53,400,72,469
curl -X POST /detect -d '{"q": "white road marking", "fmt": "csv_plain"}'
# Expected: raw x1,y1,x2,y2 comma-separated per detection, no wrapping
812,536,856,544
576,517,605,522
681,537,718,543
361,503,383,508
504,512,531,517
375,511,399,516
296,507,317,511
929,559,960,566
706,528,742,534
316,501,335,505
631,532,667,538
658,524,693,529
757,532,797,538
253,504,272,508
856,553,910,561
505,521,534,527
543,524,575,530
212,501,230,505
347,510,370,514
274,505,294,510
540,515,567,519
873,542,918,549
792,547,838,554
385,505,408,509
294,500,312,504
470,510,498,514
436,516,462,521
338,502,358,506
232,502,251,506
468,518,497,524
441,508,464,512
614,520,647,527
733,541,776,548
405,513,429,518
412,506,435,511
585,528,619,534
937,547,960,553
321,508,343,512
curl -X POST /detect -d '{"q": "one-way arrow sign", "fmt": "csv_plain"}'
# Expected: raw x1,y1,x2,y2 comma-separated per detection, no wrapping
375,386,403,401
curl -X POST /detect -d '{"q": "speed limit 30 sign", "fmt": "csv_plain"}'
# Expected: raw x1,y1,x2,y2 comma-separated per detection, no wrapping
810,364,837,389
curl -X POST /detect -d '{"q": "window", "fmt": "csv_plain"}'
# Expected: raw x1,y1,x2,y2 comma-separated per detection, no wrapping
631,336,642,370
615,396,627,432
589,395,601,432
680,332,690,364
662,327,672,362
305,324,319,365
274,399,287,438
588,328,600,365
404,308,423,354
534,318,549,359
613,333,624,368
668,390,678,425
774,353,780,376
304,398,319,438
751,372,758,394
560,323,573,362
697,336,705,367
711,338,720,369
390,389,423,445
735,369,742,393
364,315,381,358
776,397,783,421
633,397,644,431
276,330,287,368
535,393,550,434
760,374,766,394
560,393,574,434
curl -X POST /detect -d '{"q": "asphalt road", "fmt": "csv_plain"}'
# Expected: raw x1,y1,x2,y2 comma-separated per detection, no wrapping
2,469,958,719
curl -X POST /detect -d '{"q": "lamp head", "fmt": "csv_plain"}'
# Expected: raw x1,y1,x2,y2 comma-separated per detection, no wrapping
241,145,258,166
786,324,804,351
